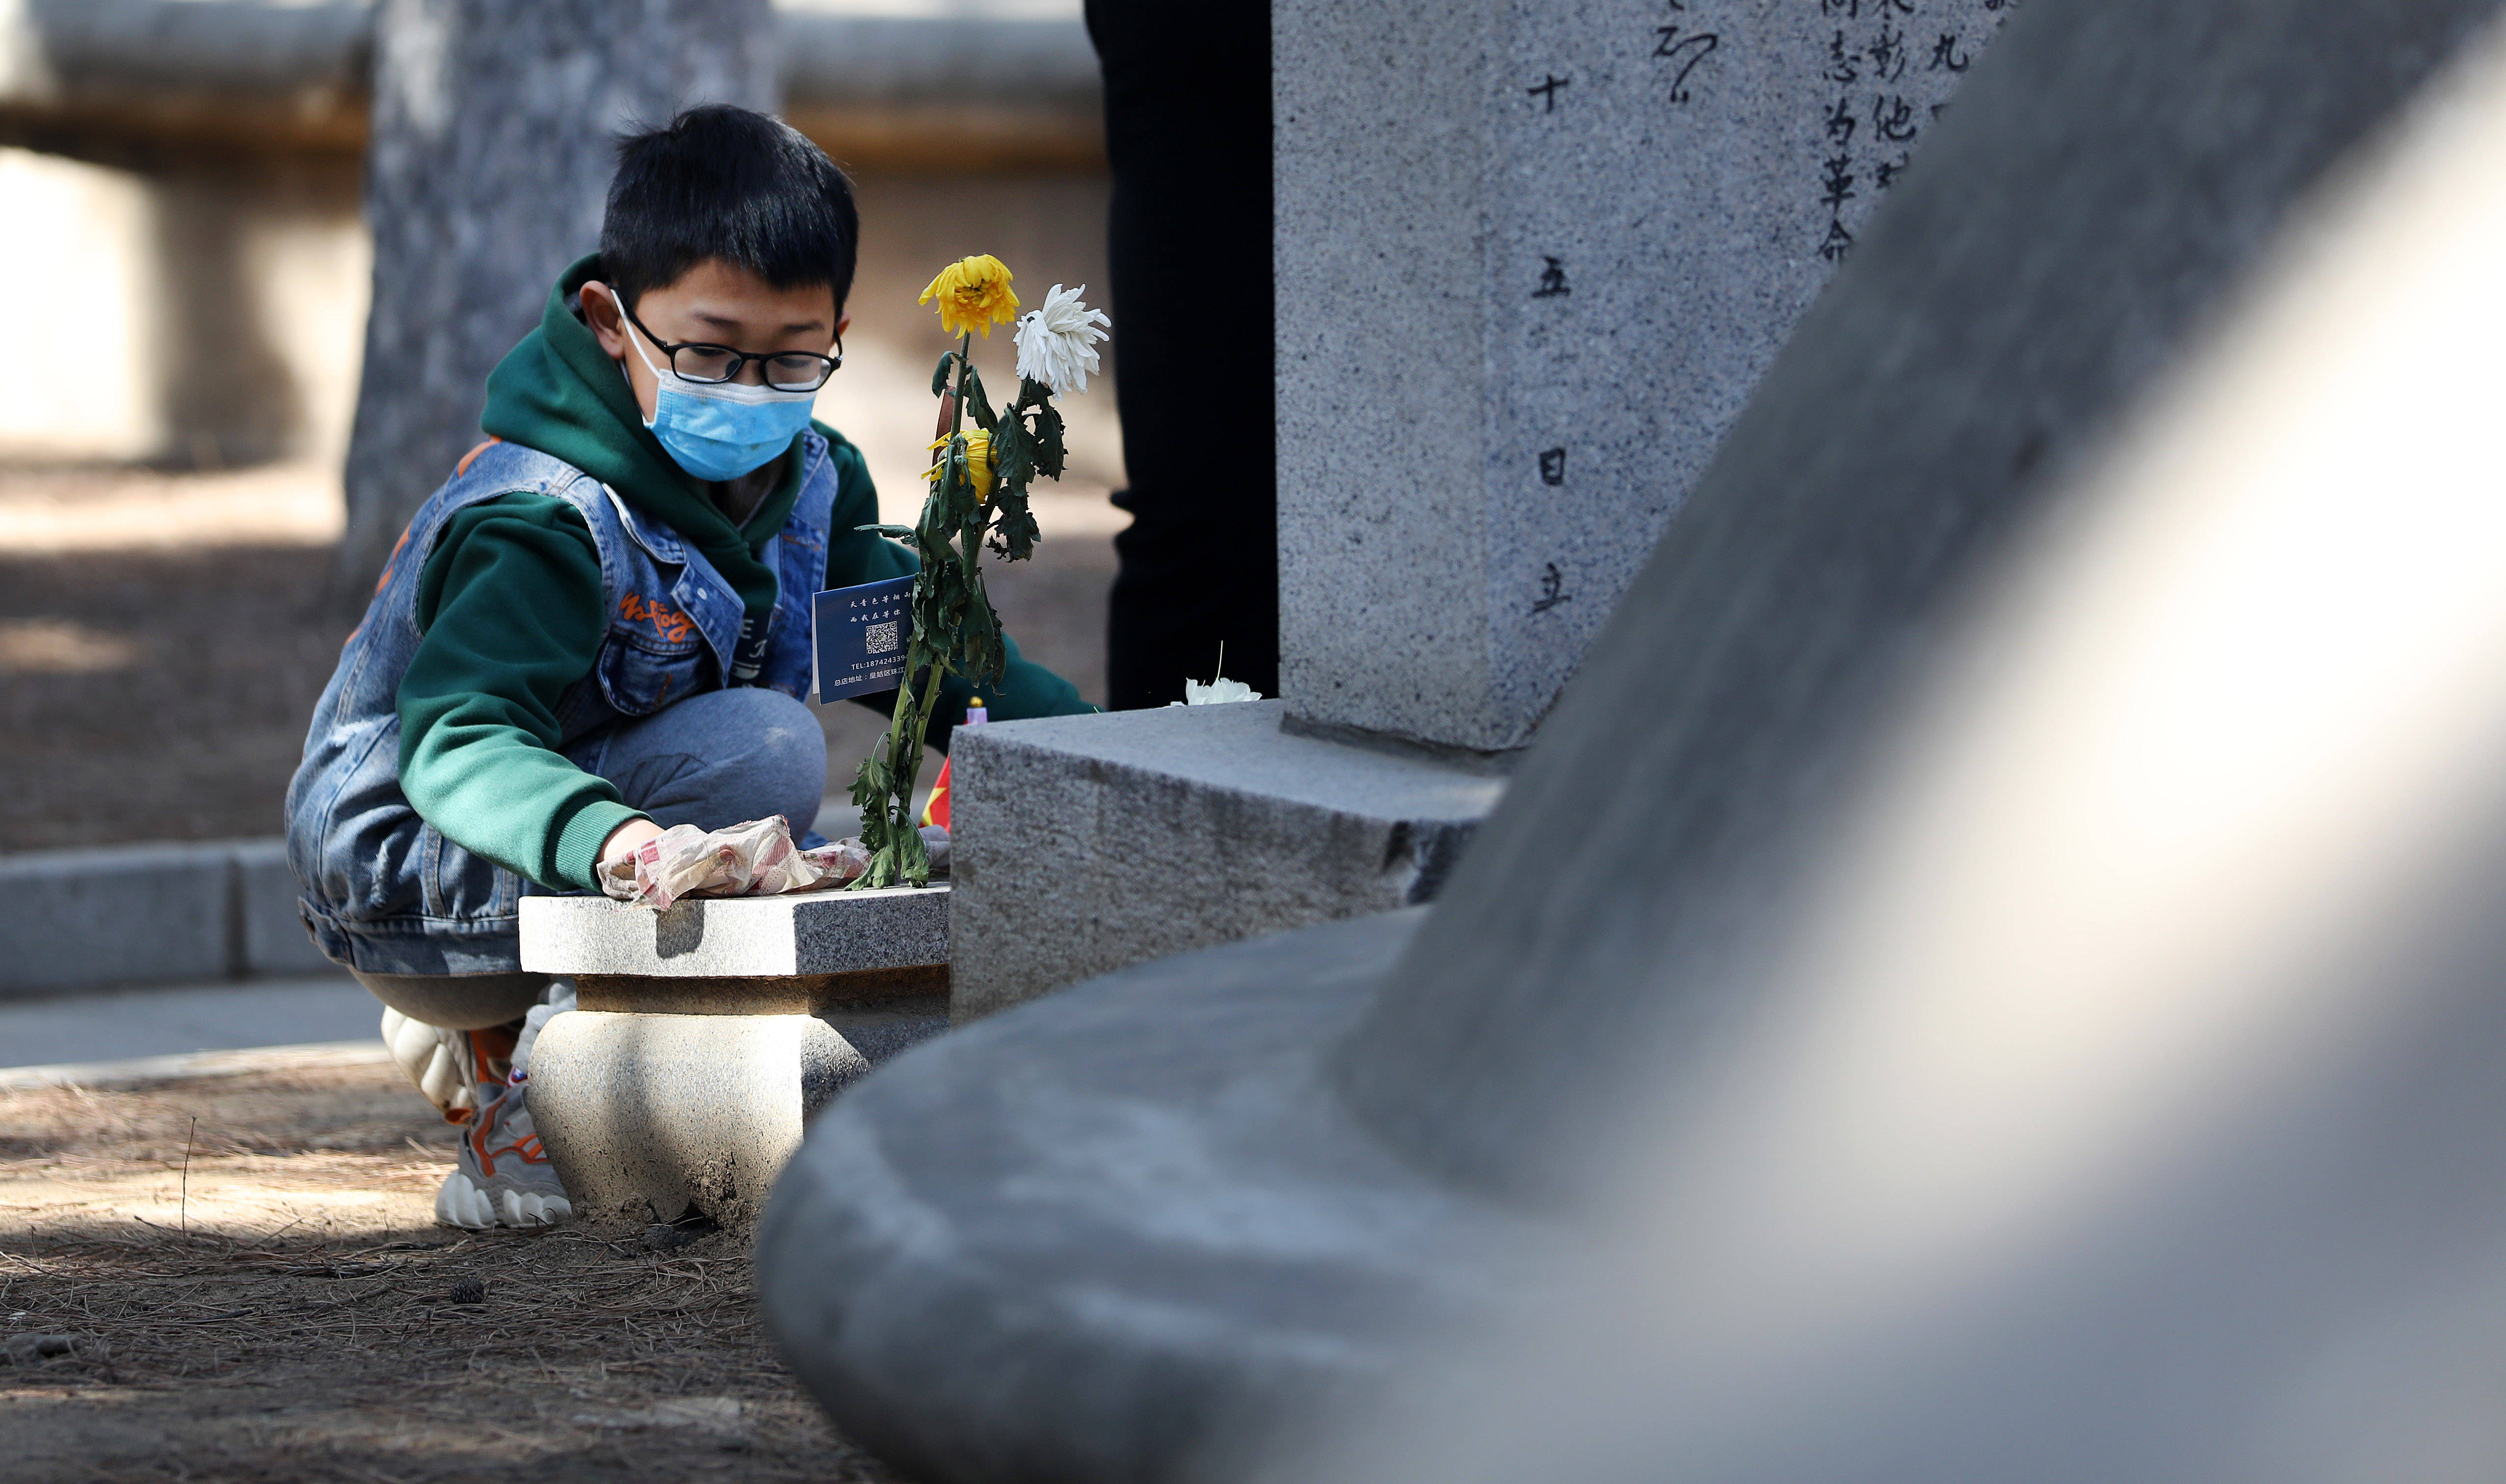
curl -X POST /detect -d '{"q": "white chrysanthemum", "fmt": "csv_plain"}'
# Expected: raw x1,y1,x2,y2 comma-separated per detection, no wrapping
1172,676,1263,706
1013,283,1111,397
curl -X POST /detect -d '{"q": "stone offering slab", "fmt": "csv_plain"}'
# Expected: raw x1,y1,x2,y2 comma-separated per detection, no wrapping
519,884,949,981
947,701,1504,1019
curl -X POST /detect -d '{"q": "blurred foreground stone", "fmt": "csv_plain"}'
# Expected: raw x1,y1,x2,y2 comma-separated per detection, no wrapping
759,0,2506,1480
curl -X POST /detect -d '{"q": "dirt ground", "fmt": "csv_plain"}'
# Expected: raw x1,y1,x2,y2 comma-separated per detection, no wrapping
0,1053,904,1482
0,461,1118,851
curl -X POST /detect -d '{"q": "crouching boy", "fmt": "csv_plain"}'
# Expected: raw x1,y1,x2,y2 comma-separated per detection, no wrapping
286,105,1088,1228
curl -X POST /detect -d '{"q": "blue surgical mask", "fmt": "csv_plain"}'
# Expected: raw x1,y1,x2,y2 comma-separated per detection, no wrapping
623,323,818,482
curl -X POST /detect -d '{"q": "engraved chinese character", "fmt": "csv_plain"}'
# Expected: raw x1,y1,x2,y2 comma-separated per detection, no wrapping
1824,29,1860,84
1539,448,1568,485
1531,563,1573,613
1823,94,1857,146
1866,25,1908,81
1819,216,1855,262
1528,74,1571,112
1874,153,1909,190
1871,94,1919,143
1654,26,1719,103
1930,32,1972,71
1533,257,1571,298
1820,154,1857,211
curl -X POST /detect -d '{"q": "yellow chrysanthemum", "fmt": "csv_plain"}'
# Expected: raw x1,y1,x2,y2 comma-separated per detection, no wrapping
919,254,1020,338
925,430,996,501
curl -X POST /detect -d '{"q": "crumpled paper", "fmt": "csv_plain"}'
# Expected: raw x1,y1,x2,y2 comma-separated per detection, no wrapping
598,816,872,910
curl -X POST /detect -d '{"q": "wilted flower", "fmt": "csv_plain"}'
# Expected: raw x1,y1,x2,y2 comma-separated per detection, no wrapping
919,255,1019,338
925,430,995,501
1013,284,1112,396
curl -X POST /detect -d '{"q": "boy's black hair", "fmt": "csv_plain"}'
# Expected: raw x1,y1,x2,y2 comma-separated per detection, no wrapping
601,105,859,318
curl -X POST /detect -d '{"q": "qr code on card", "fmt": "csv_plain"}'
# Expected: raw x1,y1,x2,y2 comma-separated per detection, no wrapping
864,620,901,654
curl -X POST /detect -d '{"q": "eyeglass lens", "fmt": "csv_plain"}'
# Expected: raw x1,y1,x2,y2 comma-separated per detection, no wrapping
669,346,836,392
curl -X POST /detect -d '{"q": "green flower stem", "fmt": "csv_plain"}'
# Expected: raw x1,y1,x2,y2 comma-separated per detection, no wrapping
946,328,986,672
950,332,970,435
849,332,984,890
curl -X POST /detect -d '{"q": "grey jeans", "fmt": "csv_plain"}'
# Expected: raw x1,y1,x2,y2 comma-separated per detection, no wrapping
352,686,828,1030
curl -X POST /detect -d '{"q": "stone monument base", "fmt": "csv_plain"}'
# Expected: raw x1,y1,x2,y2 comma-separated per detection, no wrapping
946,701,1506,1020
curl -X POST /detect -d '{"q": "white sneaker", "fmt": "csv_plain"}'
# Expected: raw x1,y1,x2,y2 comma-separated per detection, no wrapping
435,1080,574,1230
381,1008,487,1122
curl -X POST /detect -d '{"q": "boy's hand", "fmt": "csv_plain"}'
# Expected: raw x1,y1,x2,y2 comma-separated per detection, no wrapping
598,818,667,874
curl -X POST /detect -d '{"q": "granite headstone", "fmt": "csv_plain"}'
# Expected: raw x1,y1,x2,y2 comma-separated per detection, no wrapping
1277,0,2018,756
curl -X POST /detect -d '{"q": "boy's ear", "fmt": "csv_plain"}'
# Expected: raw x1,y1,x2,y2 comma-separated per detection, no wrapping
584,281,630,360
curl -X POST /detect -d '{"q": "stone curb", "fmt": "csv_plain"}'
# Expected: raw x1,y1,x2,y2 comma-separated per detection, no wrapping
0,838,334,999
0,1039,388,1091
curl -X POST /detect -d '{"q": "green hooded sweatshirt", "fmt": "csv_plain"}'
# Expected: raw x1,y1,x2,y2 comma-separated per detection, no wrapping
395,254,1088,893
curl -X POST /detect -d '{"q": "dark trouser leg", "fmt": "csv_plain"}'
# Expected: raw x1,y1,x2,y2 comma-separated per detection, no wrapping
354,970,549,1031
1088,0,1279,709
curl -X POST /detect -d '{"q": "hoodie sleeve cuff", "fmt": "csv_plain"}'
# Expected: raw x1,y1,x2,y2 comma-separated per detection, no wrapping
552,800,650,893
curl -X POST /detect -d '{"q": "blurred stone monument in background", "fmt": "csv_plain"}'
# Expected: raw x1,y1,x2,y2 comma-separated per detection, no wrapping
0,0,1106,487
336,0,776,589
948,0,2012,1015
765,2,2506,1481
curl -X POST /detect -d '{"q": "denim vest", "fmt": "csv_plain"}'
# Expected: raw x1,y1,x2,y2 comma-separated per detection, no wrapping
286,434,835,976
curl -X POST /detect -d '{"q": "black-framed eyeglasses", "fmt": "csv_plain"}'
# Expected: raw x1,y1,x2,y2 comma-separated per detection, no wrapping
617,294,843,392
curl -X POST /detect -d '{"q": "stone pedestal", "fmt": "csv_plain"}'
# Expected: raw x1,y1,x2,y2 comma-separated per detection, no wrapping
949,701,1503,1020
519,888,950,1224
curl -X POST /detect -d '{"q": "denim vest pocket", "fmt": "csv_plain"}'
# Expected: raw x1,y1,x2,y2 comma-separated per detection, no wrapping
596,628,712,717
420,820,519,923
